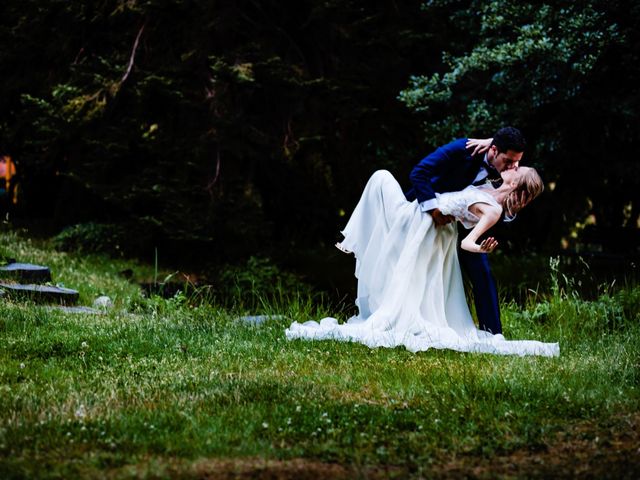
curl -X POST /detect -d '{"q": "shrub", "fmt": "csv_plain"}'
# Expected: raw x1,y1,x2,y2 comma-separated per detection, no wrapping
217,256,314,309
53,222,129,255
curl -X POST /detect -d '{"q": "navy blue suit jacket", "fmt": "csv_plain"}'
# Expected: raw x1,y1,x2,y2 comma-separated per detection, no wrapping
405,138,486,205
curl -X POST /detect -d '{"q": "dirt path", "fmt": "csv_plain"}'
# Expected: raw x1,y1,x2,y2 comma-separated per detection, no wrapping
113,413,640,479
434,413,640,479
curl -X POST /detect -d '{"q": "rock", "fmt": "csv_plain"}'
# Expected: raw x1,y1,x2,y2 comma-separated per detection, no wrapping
0,283,79,305
93,295,113,309
0,263,52,283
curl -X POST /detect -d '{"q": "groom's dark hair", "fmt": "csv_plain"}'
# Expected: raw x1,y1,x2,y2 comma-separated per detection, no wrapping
491,127,526,153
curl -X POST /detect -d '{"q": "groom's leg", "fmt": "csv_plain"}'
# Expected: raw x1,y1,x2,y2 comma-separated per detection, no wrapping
457,248,502,334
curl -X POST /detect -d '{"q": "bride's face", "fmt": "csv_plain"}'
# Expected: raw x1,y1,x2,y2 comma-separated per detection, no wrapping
501,165,530,185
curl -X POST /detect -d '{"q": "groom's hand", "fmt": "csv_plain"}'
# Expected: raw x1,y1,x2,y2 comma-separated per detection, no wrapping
429,208,455,227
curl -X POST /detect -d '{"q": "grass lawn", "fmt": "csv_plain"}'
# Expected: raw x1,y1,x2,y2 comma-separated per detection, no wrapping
0,230,639,479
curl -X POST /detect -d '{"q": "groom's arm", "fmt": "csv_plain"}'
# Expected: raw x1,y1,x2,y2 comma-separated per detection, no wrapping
409,138,468,212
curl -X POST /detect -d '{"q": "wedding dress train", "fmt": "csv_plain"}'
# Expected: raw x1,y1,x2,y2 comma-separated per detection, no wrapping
286,170,559,357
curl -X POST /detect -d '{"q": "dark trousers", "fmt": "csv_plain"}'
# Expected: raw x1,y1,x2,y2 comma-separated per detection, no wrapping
457,248,502,334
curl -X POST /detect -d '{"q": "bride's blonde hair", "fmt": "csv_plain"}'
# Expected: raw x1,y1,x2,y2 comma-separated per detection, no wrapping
503,167,544,215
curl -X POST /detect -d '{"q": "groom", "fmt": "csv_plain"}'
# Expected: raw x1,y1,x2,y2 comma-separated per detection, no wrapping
404,127,527,335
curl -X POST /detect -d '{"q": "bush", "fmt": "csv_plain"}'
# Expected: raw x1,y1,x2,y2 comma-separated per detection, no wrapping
53,222,136,256
217,256,315,310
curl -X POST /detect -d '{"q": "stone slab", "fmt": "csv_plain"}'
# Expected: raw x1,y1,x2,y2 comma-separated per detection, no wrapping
0,283,79,305
0,263,52,283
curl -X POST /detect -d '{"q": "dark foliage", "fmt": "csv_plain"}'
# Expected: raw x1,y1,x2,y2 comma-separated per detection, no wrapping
0,0,638,269
0,0,440,263
401,0,640,254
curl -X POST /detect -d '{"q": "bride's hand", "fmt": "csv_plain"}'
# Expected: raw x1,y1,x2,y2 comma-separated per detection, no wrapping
461,236,498,253
479,237,498,253
465,137,493,156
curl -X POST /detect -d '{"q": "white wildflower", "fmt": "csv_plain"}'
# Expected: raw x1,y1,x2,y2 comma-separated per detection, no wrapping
75,404,86,420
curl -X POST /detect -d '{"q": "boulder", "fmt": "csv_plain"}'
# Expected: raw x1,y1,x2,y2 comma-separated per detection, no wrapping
0,263,52,283
0,283,79,305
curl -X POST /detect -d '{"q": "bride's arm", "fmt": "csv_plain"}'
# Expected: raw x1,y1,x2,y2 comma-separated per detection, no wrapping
460,203,502,253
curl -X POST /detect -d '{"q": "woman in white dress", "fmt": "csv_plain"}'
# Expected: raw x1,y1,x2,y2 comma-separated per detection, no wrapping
286,168,559,357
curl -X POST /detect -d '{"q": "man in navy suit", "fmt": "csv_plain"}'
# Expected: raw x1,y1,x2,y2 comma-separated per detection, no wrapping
405,127,527,334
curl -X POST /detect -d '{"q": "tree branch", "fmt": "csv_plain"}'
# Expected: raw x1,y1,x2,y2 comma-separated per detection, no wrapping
120,22,146,85
206,147,222,198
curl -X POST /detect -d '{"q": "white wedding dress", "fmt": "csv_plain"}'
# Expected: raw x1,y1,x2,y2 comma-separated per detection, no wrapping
286,170,559,357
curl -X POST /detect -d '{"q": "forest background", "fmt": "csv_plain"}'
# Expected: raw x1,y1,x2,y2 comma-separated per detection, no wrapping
2,2,640,477
0,0,638,293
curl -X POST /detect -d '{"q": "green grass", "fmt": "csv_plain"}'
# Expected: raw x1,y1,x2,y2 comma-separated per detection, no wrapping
0,230,639,478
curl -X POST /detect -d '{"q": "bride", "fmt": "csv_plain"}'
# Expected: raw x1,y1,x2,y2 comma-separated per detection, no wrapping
286,168,559,357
